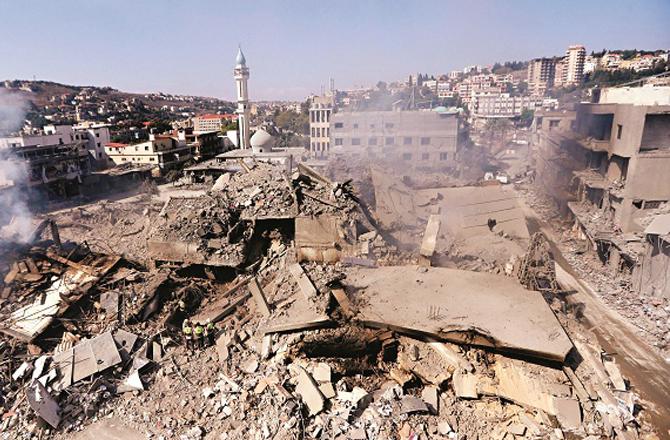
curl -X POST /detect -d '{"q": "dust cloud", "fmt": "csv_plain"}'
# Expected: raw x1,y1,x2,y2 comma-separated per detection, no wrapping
0,88,33,242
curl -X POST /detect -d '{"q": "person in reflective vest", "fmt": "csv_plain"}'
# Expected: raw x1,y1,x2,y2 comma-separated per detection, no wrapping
194,322,205,349
182,318,193,350
205,319,216,346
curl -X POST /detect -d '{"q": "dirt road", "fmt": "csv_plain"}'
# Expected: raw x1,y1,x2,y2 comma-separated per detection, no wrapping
521,204,670,437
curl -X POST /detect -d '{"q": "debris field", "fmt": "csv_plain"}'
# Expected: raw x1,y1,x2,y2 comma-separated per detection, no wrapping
0,159,663,440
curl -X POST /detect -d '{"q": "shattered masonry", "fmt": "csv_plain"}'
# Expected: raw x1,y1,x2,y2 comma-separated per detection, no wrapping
0,156,659,440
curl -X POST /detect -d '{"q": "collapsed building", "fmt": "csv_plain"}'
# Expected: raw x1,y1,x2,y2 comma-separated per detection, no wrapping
0,153,661,440
534,84,670,303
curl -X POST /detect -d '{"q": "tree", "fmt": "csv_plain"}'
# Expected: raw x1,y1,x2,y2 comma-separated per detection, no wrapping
376,81,388,92
518,109,534,128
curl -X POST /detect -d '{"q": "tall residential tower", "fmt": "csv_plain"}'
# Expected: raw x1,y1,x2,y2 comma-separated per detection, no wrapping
234,47,251,150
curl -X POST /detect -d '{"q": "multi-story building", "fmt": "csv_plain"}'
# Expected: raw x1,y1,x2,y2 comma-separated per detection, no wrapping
309,94,334,158
105,131,194,172
527,58,556,96
192,114,236,133
565,45,586,85
470,93,544,120
437,81,455,99
72,122,111,168
535,85,670,233
0,123,111,168
553,58,568,88
0,125,92,198
329,108,460,170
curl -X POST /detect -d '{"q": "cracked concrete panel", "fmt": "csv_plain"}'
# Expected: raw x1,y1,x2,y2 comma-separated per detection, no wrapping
348,265,573,362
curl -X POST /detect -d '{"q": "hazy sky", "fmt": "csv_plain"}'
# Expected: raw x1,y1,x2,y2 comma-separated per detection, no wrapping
1,0,668,101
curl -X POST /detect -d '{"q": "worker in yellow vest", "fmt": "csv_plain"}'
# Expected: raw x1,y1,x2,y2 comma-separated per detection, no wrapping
182,319,193,351
194,322,205,349
204,319,216,346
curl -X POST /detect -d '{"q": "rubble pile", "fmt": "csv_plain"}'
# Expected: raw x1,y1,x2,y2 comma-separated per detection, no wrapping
218,162,298,219
151,195,251,260
46,197,159,263
0,161,664,439
520,184,670,356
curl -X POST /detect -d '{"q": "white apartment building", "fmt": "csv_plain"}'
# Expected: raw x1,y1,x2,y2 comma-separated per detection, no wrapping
0,123,111,169
73,122,111,167
105,131,193,172
309,95,334,158
565,45,586,84
192,114,236,133
470,93,544,120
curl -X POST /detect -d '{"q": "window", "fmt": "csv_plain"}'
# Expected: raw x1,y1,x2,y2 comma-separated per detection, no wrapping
549,120,560,130
149,157,155,162
402,153,412,160
351,138,361,146
311,127,315,137
97,142,100,147
616,124,623,139
420,137,430,145
98,153,102,158
334,122,343,128
385,137,394,145
385,123,394,129
403,137,412,145
335,138,343,146
135,146,138,151
421,153,429,160
145,146,149,151
369,137,377,145
440,152,449,160
96,133,100,138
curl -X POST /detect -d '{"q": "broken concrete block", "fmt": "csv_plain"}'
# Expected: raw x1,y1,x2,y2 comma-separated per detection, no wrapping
289,263,318,300
216,334,230,363
312,363,331,383
507,423,526,436
453,371,479,399
32,355,48,380
241,358,259,374
421,385,439,414
249,277,271,316
12,361,31,381
261,335,273,360
399,396,429,415
319,382,336,399
389,367,413,388
294,367,325,416
552,397,582,429
603,358,626,391
26,380,60,429
117,370,144,393
437,421,452,435
152,341,163,362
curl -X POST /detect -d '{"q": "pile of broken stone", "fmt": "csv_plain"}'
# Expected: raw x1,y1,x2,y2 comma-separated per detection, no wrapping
0,165,660,440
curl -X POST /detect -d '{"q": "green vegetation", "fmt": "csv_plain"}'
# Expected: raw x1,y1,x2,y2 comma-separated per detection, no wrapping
584,61,668,88
274,109,309,135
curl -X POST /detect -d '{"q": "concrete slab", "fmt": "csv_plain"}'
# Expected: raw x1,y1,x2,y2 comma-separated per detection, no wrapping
347,266,573,362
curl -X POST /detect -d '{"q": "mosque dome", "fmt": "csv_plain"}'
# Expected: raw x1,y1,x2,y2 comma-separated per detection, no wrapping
250,129,274,153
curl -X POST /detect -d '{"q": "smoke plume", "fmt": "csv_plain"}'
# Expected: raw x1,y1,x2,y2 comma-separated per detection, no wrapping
0,88,33,242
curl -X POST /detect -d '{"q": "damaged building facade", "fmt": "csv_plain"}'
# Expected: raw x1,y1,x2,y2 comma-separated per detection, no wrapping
534,83,670,299
329,108,460,171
